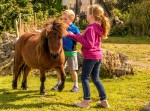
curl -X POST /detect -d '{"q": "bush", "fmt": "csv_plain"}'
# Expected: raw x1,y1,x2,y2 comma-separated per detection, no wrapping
128,1,150,36
110,25,129,36
110,8,130,36
78,19,88,30
0,0,63,32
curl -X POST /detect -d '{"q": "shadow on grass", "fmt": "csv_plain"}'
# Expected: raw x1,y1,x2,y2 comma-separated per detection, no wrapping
0,88,39,102
0,102,74,110
0,88,74,110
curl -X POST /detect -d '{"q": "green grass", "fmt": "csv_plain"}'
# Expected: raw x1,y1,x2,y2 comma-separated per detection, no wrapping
0,71,150,111
0,36,150,111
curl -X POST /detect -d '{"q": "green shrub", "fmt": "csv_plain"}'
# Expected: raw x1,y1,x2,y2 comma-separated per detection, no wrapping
78,19,88,30
0,0,63,32
110,8,130,36
110,25,129,36
128,1,150,36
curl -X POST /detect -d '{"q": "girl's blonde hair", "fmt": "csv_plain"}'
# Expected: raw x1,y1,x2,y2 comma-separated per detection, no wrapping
62,10,75,22
88,4,110,39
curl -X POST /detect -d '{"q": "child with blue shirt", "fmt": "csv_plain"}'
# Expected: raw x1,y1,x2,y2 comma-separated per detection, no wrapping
51,10,80,92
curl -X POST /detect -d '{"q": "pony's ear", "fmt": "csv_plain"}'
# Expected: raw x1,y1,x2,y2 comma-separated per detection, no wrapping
46,24,52,31
46,30,56,39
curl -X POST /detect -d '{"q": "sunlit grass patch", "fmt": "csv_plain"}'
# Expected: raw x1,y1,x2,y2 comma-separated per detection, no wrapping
0,36,149,111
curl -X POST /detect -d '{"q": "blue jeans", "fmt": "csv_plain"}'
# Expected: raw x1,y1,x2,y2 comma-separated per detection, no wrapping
81,59,106,100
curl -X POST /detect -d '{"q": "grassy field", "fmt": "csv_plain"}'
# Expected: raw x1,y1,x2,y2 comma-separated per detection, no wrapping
0,36,150,111
103,36,150,68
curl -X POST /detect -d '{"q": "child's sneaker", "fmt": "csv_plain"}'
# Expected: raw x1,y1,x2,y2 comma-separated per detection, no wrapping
51,84,59,90
97,100,110,108
73,100,90,108
70,86,79,92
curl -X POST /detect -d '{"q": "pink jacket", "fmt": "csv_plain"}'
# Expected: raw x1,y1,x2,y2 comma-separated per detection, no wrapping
67,22,103,60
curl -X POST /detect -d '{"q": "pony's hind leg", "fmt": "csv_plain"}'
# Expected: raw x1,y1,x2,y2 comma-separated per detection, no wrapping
57,67,66,92
12,62,25,89
21,65,31,90
12,67,21,89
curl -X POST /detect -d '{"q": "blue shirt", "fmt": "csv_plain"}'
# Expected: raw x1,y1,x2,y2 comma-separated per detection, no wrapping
63,23,80,51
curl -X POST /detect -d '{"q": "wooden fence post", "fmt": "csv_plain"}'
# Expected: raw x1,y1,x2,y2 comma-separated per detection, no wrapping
15,19,19,38
34,13,37,30
19,13,22,36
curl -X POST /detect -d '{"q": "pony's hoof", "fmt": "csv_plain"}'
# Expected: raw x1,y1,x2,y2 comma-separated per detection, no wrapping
40,89,46,95
21,86,28,90
22,88,28,90
12,80,17,89
12,87,17,89
40,92,47,95
58,86,64,92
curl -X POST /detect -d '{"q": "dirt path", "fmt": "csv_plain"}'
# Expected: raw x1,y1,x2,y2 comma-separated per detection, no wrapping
129,60,150,70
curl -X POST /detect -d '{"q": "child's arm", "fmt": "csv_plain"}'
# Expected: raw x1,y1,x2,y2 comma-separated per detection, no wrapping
67,28,95,49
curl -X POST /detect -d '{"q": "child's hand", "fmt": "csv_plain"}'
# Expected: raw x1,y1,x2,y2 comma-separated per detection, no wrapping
68,31,73,34
63,31,74,37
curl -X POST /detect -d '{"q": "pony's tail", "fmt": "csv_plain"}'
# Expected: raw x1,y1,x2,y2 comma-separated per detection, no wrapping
13,57,25,78
17,63,26,79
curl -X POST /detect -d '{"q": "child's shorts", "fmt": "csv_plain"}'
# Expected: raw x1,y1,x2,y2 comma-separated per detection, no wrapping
65,56,78,71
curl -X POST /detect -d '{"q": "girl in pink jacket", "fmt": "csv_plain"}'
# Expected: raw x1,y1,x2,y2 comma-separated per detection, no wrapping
67,4,110,108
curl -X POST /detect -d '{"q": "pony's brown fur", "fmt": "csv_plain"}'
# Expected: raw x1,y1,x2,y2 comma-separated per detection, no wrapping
12,20,67,94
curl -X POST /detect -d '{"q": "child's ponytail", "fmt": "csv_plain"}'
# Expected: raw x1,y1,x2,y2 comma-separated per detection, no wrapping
101,15,110,39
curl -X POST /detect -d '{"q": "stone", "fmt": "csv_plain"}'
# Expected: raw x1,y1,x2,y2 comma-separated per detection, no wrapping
0,32,16,75
76,49,134,78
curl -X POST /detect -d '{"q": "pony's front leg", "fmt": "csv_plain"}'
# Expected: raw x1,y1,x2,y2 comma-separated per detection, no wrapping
40,69,46,95
57,66,66,92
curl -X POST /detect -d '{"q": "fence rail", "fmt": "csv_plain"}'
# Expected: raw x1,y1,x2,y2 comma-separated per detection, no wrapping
15,13,50,38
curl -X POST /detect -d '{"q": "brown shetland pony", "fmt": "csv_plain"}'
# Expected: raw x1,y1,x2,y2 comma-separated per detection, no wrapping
12,20,67,94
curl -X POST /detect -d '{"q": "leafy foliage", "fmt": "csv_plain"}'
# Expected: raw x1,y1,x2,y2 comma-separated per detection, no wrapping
0,0,149,36
107,0,149,36
128,0,150,36
0,0,63,32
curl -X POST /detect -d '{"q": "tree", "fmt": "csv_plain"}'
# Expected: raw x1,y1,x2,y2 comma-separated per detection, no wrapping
0,0,63,32
95,0,112,17
128,0,150,36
